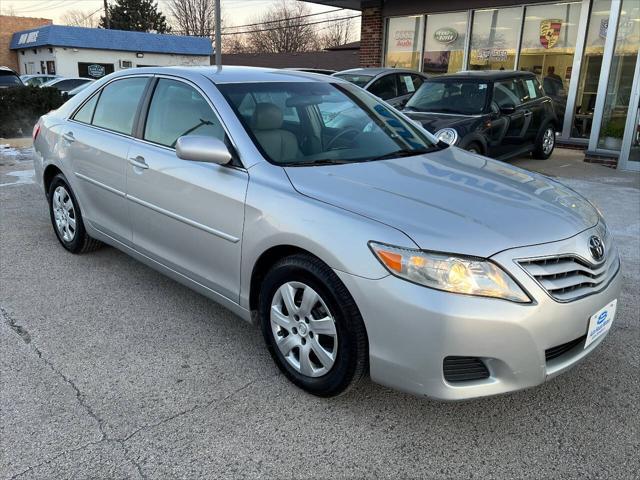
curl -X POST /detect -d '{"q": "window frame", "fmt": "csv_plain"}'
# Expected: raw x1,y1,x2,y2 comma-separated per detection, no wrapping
141,77,227,149
69,74,153,139
136,74,245,169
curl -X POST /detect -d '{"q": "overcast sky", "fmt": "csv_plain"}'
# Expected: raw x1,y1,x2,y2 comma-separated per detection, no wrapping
1,0,358,31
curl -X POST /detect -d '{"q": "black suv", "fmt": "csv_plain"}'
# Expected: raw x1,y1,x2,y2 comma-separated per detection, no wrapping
403,71,557,160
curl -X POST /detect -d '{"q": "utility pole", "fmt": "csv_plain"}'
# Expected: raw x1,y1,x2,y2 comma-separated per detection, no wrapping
215,0,222,68
103,0,110,29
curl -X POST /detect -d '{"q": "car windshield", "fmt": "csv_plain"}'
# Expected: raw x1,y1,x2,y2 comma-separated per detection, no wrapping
218,81,439,166
332,74,374,88
0,73,22,87
405,80,489,115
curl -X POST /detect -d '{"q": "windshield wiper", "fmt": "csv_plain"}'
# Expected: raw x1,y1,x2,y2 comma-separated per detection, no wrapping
367,148,436,162
285,158,351,167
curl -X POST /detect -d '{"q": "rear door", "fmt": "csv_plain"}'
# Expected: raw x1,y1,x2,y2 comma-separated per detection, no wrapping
65,76,150,244
126,77,248,301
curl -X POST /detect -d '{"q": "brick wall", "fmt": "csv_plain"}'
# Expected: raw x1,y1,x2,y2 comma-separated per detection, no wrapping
359,7,383,68
0,16,52,72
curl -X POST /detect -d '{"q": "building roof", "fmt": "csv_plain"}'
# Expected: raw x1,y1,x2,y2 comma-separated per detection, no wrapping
10,25,212,56
221,48,359,72
325,41,360,51
304,1,362,10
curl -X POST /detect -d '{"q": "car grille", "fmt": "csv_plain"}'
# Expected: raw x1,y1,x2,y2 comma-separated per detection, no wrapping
443,356,490,382
517,250,619,302
545,334,587,362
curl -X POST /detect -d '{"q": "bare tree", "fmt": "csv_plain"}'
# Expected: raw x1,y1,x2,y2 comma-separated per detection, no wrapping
223,33,249,54
316,14,354,49
167,0,219,37
245,0,319,53
61,9,100,28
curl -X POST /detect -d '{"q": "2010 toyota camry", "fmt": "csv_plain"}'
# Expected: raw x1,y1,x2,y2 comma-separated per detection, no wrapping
32,66,621,400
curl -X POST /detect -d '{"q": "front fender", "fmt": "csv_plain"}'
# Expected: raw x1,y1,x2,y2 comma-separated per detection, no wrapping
239,163,417,309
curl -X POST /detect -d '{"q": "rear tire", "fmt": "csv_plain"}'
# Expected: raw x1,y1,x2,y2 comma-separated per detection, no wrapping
532,124,555,159
48,173,102,254
259,254,368,397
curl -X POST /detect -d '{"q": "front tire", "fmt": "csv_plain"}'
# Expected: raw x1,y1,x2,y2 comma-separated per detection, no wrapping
259,254,368,397
532,124,555,159
48,173,102,253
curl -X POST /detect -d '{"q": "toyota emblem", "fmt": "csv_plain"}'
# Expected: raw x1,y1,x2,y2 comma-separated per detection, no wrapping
588,236,605,262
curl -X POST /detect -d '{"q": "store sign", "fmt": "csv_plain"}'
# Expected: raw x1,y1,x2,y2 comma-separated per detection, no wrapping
394,30,415,48
476,49,508,61
17,31,39,45
434,27,458,44
540,19,562,49
599,18,635,39
87,64,106,78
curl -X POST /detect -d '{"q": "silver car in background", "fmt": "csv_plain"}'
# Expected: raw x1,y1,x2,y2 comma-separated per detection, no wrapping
32,67,621,399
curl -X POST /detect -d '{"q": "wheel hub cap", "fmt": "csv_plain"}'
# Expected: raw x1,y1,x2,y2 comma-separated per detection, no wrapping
270,281,338,378
52,186,76,242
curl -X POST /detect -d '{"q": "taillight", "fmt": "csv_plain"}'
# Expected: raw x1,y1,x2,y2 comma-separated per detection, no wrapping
33,123,40,142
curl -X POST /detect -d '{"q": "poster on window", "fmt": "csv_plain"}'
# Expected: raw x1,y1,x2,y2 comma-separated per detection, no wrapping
385,16,423,69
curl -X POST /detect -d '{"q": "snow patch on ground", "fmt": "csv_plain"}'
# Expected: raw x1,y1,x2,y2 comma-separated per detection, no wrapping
0,169,35,187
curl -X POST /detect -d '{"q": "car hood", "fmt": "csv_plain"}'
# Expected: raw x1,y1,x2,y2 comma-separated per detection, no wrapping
404,111,478,133
284,148,599,258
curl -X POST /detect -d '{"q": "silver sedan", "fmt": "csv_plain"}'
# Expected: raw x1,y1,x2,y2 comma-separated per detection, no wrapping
32,66,621,399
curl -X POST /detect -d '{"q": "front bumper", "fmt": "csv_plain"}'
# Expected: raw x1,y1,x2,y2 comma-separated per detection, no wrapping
336,226,622,400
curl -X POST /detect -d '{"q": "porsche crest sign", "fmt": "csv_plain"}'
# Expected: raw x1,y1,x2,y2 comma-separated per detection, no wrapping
540,19,562,49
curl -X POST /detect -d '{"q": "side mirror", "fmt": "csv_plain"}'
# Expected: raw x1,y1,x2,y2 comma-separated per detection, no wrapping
500,103,516,115
175,135,232,165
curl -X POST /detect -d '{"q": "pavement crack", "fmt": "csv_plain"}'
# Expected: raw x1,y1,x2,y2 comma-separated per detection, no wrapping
1,306,108,443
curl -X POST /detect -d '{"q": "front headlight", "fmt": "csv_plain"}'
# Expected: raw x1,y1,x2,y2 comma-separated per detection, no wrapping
434,127,458,145
369,242,530,303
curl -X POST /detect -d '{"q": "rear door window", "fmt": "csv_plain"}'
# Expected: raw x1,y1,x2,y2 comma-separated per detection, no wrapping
397,74,422,96
73,94,99,124
92,77,148,135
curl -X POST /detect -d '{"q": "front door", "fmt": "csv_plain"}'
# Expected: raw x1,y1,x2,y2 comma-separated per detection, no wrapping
492,79,528,157
126,77,248,301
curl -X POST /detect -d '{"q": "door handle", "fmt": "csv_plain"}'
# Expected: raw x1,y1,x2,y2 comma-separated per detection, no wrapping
62,132,75,142
128,155,148,169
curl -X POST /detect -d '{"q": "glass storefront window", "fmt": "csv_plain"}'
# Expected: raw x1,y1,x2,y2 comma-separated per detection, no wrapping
597,0,640,150
570,0,611,138
384,16,424,70
469,7,522,71
423,11,468,75
519,2,582,130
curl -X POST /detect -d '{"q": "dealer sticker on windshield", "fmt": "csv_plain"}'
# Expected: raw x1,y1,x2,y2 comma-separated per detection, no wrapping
585,299,617,348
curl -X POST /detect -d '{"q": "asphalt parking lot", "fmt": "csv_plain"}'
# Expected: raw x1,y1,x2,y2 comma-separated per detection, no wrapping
1,145,639,479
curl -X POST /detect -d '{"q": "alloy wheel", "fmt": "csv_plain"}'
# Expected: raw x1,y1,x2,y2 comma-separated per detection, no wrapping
270,281,338,377
52,186,76,242
542,127,555,155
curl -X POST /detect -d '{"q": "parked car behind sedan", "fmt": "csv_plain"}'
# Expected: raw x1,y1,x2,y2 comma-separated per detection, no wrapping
32,66,621,400
403,70,558,160
20,74,60,86
0,66,23,88
41,77,94,93
332,67,427,108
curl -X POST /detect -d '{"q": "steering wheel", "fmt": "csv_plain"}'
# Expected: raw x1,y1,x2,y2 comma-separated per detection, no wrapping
326,128,361,150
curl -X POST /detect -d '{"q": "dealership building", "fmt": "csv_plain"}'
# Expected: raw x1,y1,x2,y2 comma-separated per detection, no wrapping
311,0,639,170
9,24,212,79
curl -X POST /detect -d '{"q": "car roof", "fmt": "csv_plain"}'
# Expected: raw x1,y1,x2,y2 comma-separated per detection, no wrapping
333,67,420,77
0,66,19,75
106,65,353,85
431,70,538,81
